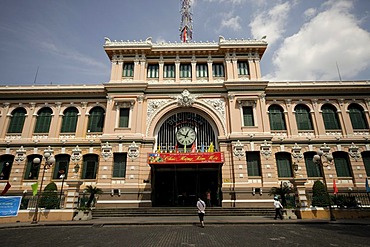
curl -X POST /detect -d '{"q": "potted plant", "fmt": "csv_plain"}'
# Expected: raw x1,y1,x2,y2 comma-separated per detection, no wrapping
73,185,102,221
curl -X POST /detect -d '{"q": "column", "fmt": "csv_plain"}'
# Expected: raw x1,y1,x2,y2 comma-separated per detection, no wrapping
65,180,83,209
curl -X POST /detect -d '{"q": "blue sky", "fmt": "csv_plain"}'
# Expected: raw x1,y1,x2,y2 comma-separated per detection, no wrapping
0,0,369,85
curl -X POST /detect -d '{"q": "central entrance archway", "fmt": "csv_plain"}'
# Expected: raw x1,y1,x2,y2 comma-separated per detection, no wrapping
151,164,222,207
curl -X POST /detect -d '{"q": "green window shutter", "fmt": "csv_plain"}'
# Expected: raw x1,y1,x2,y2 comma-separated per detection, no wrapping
53,155,70,179
196,64,208,77
242,106,254,126
119,108,129,128
269,105,286,130
295,105,313,130
246,152,261,176
164,64,175,78
334,152,352,177
348,104,368,130
322,104,340,130
276,153,292,177
212,63,224,77
113,153,127,178
123,63,134,77
61,107,78,133
362,152,370,177
8,108,27,133
24,155,41,180
237,61,249,75
304,152,321,177
180,64,191,78
82,155,98,179
88,107,105,132
34,107,52,133
147,64,159,78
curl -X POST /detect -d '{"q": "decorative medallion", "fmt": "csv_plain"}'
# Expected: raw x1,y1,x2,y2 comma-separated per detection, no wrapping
348,142,361,161
71,145,82,163
233,140,245,160
128,141,140,161
260,140,272,160
101,142,113,161
173,90,198,107
15,146,26,164
291,143,303,161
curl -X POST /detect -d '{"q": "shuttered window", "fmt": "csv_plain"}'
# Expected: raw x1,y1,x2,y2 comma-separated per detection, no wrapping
276,152,293,177
24,155,42,180
180,64,191,78
87,107,105,133
60,107,78,133
212,63,224,77
295,104,313,130
304,152,322,177
34,107,53,133
322,104,341,130
113,153,127,178
246,152,261,176
242,106,254,126
119,108,130,128
333,152,352,177
269,105,286,130
8,108,27,133
164,64,175,78
237,61,249,75
362,151,370,176
147,64,159,78
123,63,134,77
53,154,70,179
196,64,208,77
348,104,368,130
82,154,98,179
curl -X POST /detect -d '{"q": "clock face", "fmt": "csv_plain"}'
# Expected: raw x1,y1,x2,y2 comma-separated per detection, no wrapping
176,126,196,146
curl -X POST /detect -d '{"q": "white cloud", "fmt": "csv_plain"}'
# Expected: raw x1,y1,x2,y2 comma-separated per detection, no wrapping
249,2,291,45
304,8,316,18
266,0,370,81
204,0,247,4
220,15,242,31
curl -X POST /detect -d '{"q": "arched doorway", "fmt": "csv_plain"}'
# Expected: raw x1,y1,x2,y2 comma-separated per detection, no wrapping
150,111,223,207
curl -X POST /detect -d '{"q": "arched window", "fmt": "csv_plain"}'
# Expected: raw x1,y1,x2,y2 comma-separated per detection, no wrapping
0,155,14,180
321,104,341,130
268,105,286,131
361,151,370,177
295,105,313,130
348,103,368,130
82,154,98,179
87,106,105,133
24,154,42,180
333,152,352,177
61,107,78,133
7,107,27,133
304,152,321,177
275,152,292,177
53,154,70,179
34,107,53,133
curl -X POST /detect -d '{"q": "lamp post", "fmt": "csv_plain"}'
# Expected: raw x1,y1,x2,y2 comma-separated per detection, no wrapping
59,174,66,208
31,148,55,224
313,151,336,221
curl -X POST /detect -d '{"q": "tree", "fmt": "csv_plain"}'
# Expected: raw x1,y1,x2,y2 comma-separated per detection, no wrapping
269,182,293,207
39,182,59,209
311,180,329,207
84,185,103,208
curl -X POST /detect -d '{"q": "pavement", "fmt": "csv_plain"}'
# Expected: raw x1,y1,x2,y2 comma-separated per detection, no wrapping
0,215,369,229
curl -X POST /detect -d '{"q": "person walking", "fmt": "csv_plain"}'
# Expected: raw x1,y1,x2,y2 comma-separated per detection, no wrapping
206,190,212,207
196,196,206,227
273,196,283,220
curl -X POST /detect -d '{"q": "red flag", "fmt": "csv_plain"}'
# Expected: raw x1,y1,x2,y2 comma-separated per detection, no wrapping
1,182,11,195
333,179,338,195
191,142,196,153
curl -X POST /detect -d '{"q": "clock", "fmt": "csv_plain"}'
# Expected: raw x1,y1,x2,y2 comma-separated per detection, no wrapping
176,126,196,146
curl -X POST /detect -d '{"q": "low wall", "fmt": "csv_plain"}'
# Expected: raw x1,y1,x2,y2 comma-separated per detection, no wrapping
297,207,370,219
0,209,76,224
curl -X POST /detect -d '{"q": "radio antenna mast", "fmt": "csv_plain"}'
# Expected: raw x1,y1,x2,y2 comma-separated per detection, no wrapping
179,0,193,42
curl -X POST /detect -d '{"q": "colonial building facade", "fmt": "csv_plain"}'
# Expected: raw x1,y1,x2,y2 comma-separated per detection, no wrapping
0,36,369,208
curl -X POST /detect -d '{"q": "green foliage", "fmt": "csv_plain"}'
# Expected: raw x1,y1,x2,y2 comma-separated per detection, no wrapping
333,195,358,208
312,180,329,207
39,182,59,209
269,182,293,207
84,185,103,208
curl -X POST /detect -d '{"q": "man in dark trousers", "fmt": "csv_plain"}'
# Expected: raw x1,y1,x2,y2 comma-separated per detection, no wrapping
196,196,206,227
273,196,283,220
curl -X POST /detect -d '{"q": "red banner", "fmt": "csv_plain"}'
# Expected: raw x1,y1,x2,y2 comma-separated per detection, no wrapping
148,152,224,164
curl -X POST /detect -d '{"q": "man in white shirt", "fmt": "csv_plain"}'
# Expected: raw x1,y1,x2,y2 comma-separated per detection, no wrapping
197,197,206,227
273,196,283,220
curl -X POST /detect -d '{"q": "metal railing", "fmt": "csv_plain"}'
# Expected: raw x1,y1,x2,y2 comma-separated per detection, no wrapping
306,192,370,208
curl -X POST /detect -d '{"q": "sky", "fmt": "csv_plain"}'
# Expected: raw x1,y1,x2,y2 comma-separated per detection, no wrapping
0,0,370,85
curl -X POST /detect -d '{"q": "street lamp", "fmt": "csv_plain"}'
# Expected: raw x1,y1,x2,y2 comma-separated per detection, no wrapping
59,174,66,208
313,150,336,221
31,148,55,224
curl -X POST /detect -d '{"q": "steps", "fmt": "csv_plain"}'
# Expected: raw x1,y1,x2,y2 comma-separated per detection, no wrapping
92,207,275,218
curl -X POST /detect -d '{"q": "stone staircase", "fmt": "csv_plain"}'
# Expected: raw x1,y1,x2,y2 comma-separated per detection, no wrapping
92,207,275,218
